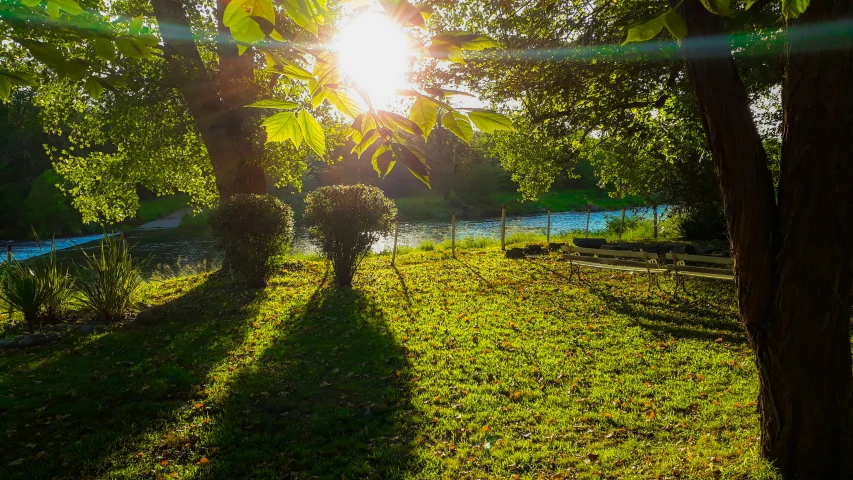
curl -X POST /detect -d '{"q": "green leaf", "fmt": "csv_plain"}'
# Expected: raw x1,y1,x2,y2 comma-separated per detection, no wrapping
94,37,117,61
325,89,362,119
468,110,515,133
281,0,326,36
115,38,150,58
17,39,66,67
47,1,60,17
782,0,809,17
410,96,439,139
0,76,11,102
298,109,325,157
51,0,83,15
699,0,730,15
663,9,688,39
224,0,275,25
423,87,474,98
129,15,144,35
245,100,299,110
372,144,395,177
262,112,302,147
353,129,380,156
441,111,473,144
380,0,431,29
84,78,104,99
21,0,41,7
377,110,422,135
622,13,667,45
390,142,429,187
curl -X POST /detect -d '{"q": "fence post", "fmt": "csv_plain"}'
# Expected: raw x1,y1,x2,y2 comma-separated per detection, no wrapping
500,205,507,251
546,207,551,243
391,216,399,266
653,204,659,240
585,206,591,239
620,207,626,240
5,244,11,318
451,212,457,258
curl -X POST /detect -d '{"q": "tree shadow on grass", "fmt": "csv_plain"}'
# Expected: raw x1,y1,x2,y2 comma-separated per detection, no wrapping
0,274,267,479
200,283,414,479
524,257,747,345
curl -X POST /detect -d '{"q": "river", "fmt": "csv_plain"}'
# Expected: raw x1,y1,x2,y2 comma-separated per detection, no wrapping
2,207,664,272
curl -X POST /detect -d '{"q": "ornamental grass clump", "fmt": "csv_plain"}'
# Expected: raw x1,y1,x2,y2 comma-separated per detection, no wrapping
78,235,143,323
41,242,74,323
304,185,397,287
0,258,52,333
210,194,295,287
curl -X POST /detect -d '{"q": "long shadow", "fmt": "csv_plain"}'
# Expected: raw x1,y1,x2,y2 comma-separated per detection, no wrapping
0,273,267,479
201,284,414,478
524,257,747,344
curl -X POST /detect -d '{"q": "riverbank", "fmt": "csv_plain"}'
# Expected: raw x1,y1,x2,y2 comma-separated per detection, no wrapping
0,248,773,479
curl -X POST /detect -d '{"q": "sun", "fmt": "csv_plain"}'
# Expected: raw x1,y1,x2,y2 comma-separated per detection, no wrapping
333,12,414,105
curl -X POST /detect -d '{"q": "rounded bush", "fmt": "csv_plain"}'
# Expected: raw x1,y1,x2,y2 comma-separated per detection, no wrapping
304,185,397,287
210,194,294,287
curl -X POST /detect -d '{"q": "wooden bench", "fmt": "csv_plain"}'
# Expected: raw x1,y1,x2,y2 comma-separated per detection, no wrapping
665,252,734,292
561,245,667,290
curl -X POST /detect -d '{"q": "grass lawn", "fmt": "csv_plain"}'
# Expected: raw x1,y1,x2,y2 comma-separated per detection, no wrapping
0,248,776,479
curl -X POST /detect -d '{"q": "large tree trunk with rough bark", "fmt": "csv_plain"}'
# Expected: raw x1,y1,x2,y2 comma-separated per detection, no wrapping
151,0,267,200
677,0,853,476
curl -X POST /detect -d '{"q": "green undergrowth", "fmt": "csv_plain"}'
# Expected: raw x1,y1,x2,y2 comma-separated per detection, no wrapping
137,195,190,223
0,248,777,479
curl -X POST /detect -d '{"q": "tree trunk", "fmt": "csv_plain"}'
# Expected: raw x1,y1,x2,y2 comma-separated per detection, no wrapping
677,0,853,476
151,0,266,200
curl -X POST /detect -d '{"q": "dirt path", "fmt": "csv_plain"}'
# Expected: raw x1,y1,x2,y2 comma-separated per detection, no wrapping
138,208,192,230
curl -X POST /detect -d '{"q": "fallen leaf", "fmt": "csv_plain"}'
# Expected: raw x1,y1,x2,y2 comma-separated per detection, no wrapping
319,382,331,388
198,457,210,464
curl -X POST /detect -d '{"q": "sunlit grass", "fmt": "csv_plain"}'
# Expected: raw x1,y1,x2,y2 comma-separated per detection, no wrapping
0,247,775,479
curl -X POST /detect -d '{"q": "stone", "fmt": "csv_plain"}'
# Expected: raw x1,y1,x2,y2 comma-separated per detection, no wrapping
18,335,36,347
93,325,108,333
78,325,94,334
523,244,544,256
505,248,525,259
0,339,11,348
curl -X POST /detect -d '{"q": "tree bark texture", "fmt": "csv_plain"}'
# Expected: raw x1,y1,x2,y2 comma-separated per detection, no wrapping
677,0,853,476
151,0,267,199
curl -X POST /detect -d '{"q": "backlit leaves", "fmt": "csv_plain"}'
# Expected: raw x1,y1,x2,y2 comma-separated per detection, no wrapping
260,110,325,157
280,0,328,36
468,109,516,134
441,111,473,144
245,100,299,110
263,112,302,147
782,0,810,17
298,109,326,157
429,31,499,64
94,37,117,62
409,96,439,139
699,0,731,15
379,0,432,28
622,9,688,45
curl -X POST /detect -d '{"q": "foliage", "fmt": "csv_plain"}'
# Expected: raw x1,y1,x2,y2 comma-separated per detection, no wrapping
25,169,84,238
40,241,75,323
209,194,295,287
77,235,143,323
0,256,52,332
303,185,397,286
604,213,640,239
0,250,778,478
676,206,729,241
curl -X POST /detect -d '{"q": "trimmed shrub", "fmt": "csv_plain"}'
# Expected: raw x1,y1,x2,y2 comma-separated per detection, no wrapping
210,194,294,287
676,206,728,241
304,185,397,287
78,235,143,323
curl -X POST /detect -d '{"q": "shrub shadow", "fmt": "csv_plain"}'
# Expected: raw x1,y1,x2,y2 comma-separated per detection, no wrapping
0,274,266,479
200,283,414,479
